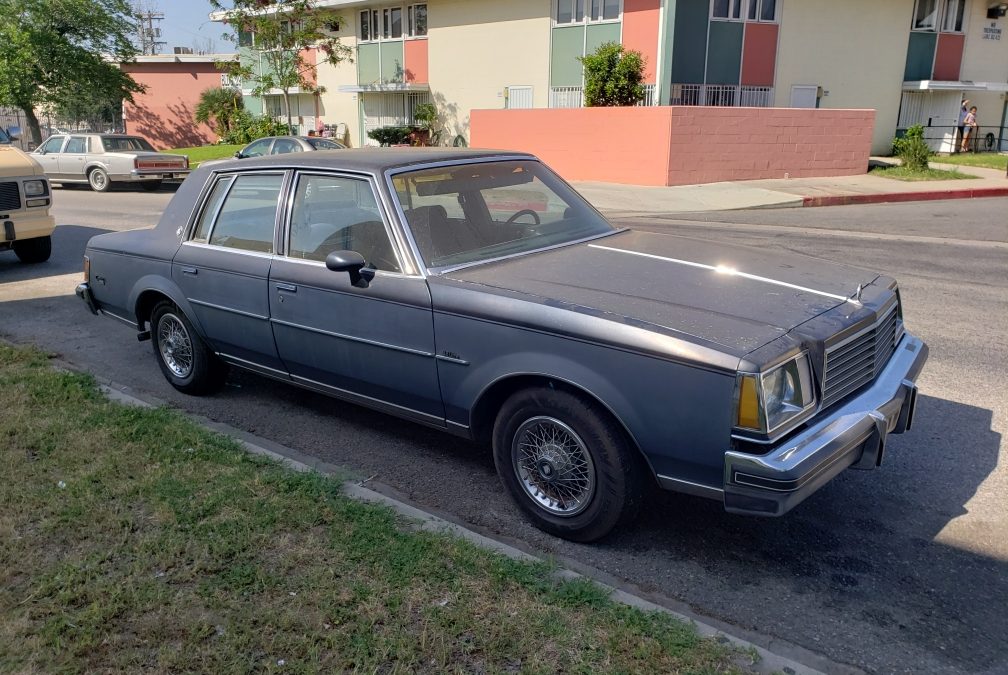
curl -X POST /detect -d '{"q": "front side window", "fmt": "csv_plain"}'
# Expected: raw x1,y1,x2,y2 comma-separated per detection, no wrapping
913,0,939,29
199,173,284,253
288,174,400,272
39,136,66,154
242,138,273,158
65,137,87,153
393,160,615,269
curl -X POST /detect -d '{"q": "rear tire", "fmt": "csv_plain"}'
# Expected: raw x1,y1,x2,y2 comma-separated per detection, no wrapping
88,167,111,192
12,235,51,263
492,386,646,542
150,301,227,395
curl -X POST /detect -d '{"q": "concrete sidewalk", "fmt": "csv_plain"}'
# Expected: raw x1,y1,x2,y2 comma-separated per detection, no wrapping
572,156,1008,217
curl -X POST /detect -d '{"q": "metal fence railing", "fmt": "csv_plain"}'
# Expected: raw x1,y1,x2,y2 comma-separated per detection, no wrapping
548,84,658,109
1,106,125,150
900,124,1008,154
669,84,775,108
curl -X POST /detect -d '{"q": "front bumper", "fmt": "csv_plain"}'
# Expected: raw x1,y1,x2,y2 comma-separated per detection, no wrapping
723,333,928,516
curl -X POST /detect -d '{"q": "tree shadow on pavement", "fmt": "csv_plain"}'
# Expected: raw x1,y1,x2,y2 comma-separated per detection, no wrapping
0,226,112,284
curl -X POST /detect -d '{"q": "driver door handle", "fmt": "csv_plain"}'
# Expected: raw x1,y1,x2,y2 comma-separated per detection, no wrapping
276,283,297,293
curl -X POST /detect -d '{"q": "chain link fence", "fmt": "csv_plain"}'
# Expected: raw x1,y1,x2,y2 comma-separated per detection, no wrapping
0,106,125,150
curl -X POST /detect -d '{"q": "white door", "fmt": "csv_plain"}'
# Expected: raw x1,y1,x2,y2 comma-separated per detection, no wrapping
506,86,534,109
897,91,961,153
790,85,819,109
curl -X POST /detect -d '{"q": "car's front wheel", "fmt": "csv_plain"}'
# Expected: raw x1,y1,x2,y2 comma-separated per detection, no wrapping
150,301,227,395
492,386,646,542
12,235,51,263
87,167,111,192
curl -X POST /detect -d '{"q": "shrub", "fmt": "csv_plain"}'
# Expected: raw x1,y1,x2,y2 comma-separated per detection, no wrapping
367,126,412,146
892,124,931,172
579,42,646,107
220,110,290,144
194,87,243,138
412,102,441,146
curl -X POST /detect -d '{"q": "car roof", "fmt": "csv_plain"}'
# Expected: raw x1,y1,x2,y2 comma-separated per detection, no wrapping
210,148,536,174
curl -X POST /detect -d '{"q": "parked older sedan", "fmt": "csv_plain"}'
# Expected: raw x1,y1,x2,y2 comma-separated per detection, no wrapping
75,149,928,541
232,135,346,159
32,133,189,192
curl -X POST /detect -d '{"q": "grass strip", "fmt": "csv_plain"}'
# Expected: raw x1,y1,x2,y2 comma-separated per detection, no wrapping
868,165,976,181
0,344,749,674
164,144,244,167
932,153,1008,171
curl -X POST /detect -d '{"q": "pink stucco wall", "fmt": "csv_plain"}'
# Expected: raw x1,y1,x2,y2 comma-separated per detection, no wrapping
121,62,224,150
470,107,876,186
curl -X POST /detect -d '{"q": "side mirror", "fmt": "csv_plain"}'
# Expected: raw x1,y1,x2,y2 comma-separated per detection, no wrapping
233,151,243,159
325,250,375,287
6,126,21,140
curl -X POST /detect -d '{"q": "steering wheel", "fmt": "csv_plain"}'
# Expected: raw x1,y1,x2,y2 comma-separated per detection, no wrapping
506,209,541,225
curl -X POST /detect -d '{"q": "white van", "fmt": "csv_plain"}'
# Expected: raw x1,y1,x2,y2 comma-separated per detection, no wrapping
0,126,54,263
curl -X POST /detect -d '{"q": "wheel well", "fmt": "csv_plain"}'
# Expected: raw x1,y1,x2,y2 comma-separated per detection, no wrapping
135,290,173,329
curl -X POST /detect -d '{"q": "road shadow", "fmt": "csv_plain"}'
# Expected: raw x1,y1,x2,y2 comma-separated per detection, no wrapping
0,226,113,282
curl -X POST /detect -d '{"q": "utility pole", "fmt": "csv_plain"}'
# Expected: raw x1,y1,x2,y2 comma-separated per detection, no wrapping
135,6,167,55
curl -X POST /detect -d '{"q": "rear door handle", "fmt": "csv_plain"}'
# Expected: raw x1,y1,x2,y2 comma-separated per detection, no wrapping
180,266,197,276
276,283,297,293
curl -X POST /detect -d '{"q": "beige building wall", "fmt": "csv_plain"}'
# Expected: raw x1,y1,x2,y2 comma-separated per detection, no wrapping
316,19,362,146
427,0,552,143
960,0,1008,132
773,0,915,154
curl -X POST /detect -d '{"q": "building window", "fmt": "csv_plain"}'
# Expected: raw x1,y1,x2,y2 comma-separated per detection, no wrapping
712,0,743,20
941,0,966,32
913,0,940,30
555,0,621,24
747,0,777,21
713,0,777,22
360,10,379,41
408,3,427,37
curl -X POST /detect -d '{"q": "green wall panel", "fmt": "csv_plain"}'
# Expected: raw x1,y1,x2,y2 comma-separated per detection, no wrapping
380,41,405,83
904,32,937,81
357,43,381,85
550,25,586,87
706,21,743,85
585,22,622,55
669,0,709,85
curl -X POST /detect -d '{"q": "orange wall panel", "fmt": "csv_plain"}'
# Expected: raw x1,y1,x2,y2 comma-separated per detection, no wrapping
740,22,778,86
622,0,661,83
121,63,224,150
933,33,965,81
471,106,875,186
405,39,429,84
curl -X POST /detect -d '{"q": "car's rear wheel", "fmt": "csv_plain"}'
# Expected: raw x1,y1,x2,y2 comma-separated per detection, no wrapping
492,386,646,542
151,301,227,395
12,235,51,263
139,180,162,192
87,167,111,192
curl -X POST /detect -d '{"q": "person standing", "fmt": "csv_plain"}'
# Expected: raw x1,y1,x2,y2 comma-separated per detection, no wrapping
961,106,978,153
957,99,970,152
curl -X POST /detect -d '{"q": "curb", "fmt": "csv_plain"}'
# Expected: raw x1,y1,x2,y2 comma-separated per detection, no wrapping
802,186,1008,208
73,372,862,675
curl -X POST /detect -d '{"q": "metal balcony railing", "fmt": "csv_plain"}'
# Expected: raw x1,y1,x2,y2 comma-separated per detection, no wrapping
669,84,775,108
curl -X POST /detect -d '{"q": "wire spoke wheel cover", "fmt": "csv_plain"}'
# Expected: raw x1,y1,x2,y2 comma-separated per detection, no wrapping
158,312,194,379
512,416,596,517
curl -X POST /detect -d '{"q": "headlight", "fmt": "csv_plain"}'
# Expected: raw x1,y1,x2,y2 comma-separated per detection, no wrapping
735,354,816,434
23,179,47,197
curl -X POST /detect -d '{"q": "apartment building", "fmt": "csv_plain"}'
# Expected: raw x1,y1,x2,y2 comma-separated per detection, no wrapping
223,0,1008,154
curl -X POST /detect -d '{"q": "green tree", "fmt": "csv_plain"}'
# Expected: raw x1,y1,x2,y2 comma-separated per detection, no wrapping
0,0,143,143
211,0,353,132
195,87,244,138
579,42,646,107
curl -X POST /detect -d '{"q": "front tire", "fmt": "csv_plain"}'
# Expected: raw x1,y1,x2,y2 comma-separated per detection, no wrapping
88,167,111,192
151,301,227,395
12,235,51,263
492,387,646,542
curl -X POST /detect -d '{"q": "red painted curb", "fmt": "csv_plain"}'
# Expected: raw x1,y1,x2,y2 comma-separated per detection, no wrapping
802,187,1008,208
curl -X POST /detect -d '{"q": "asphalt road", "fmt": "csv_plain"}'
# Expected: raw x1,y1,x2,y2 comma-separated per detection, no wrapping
2,186,1006,674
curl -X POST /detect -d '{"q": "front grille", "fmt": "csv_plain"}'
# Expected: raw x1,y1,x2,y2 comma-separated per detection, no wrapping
821,303,903,408
0,182,21,212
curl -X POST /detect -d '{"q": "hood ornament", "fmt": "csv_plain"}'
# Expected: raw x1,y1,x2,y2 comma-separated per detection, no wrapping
850,284,864,305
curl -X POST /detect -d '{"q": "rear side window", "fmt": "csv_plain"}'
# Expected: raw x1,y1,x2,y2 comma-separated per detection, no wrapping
65,137,87,153
191,173,284,253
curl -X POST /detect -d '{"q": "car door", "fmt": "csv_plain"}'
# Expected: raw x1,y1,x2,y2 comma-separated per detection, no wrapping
33,136,66,178
268,171,444,424
173,171,287,374
57,136,89,180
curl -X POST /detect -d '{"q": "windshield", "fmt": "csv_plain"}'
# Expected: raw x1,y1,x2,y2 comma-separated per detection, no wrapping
0,128,10,145
306,138,345,150
99,136,155,152
392,160,614,269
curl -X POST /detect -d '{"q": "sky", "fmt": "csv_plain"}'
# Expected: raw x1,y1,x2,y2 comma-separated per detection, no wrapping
146,0,230,54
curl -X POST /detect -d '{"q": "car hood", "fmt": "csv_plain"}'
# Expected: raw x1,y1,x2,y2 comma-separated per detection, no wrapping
0,145,43,176
442,229,879,355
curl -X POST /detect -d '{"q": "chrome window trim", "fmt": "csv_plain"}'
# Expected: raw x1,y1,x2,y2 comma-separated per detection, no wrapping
180,240,275,260
191,174,236,243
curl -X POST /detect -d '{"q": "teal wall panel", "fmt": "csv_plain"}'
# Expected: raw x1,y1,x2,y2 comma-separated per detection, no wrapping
705,21,743,84
380,41,405,83
669,0,708,84
357,43,381,85
585,22,622,55
551,25,586,87
904,32,937,81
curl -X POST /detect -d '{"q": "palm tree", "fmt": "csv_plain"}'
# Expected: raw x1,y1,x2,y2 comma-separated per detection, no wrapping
194,87,243,138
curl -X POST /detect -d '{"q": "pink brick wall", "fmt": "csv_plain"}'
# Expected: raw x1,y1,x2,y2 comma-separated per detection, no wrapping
470,107,875,186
